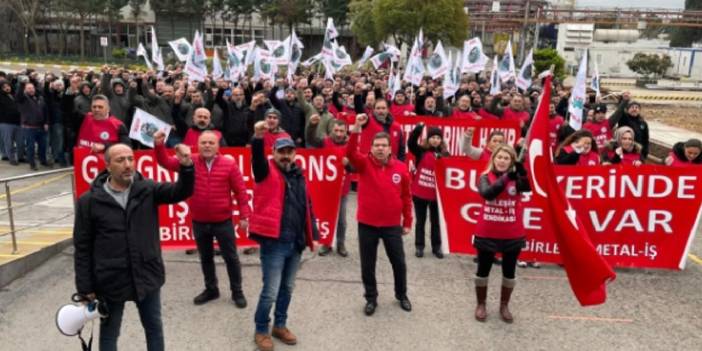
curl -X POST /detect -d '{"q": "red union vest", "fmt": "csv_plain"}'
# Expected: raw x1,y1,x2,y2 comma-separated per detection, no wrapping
474,172,524,239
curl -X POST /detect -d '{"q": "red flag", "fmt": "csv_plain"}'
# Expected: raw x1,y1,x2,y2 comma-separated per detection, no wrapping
525,75,616,306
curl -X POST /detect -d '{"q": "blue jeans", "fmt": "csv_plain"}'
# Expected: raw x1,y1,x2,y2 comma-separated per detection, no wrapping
49,123,66,165
100,289,164,351
23,127,46,166
0,123,21,161
254,239,301,334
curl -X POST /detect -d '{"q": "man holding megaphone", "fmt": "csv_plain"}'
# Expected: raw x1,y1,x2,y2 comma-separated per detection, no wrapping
73,142,194,351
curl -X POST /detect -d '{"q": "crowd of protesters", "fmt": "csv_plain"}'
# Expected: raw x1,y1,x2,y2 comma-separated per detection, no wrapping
1,64,700,174
1,60,698,350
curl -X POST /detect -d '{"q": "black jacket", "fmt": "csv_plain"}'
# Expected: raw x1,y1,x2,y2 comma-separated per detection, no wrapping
216,88,253,147
73,167,194,302
610,100,650,158
0,91,21,125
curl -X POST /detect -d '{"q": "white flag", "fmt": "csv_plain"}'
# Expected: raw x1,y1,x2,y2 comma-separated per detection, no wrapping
321,18,339,60
212,49,224,80
301,53,322,67
427,40,449,79
254,48,275,82
390,64,402,100
226,41,244,82
265,40,289,66
129,108,172,148
568,51,588,130
403,33,424,86
357,46,374,66
460,38,489,74
383,43,401,62
235,40,256,67
370,52,392,69
192,31,207,65
168,38,192,62
443,52,461,100
287,29,304,75
332,43,353,68
591,59,601,98
136,43,153,70
185,31,208,82
150,26,164,71
489,56,502,96
498,40,516,83
516,49,534,91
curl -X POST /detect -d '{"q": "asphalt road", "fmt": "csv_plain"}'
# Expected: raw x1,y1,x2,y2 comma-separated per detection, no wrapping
0,190,701,351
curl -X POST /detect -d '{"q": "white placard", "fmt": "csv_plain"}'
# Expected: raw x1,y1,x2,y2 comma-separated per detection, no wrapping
129,108,172,148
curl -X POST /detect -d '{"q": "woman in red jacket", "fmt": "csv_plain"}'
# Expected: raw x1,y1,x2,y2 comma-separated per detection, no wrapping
665,138,702,166
408,123,449,259
473,144,530,323
601,126,643,166
554,130,600,166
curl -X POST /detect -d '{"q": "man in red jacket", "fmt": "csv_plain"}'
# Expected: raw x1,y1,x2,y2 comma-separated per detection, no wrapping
76,95,130,153
250,121,319,351
348,113,413,316
153,130,251,308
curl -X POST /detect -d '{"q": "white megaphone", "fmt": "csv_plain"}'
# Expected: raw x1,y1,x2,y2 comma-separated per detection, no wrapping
56,294,108,336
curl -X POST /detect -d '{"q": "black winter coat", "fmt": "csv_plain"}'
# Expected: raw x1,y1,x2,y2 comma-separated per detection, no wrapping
73,167,194,302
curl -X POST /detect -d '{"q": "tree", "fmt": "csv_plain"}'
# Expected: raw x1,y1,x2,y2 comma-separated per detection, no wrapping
4,0,43,54
349,0,468,48
626,53,673,79
260,0,314,33
317,0,350,27
129,0,147,48
533,48,566,80
71,0,103,59
669,0,702,47
349,0,379,47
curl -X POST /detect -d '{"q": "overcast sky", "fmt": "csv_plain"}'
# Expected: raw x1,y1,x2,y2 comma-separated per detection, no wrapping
574,0,685,10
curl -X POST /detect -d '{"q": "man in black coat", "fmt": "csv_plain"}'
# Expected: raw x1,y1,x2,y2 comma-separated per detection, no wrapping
73,143,194,351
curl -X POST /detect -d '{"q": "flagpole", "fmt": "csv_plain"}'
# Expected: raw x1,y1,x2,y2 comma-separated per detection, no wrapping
518,65,554,162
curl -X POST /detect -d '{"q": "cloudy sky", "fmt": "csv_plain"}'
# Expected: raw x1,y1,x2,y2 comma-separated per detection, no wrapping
574,0,685,10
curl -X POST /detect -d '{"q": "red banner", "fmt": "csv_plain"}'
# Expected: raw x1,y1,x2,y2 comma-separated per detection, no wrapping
73,147,344,249
435,157,702,270
395,116,521,156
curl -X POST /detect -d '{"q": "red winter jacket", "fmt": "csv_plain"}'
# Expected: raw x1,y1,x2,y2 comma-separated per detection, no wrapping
359,113,405,161
451,109,479,120
390,103,415,118
322,138,353,196
583,120,612,150
248,158,316,251
155,143,251,223
347,132,413,228
477,108,499,120
263,129,291,150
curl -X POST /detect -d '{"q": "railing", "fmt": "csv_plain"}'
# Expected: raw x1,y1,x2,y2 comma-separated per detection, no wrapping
0,168,74,255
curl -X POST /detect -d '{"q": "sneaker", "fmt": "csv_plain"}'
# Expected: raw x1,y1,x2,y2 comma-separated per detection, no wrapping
433,251,444,259
10,160,18,166
364,301,377,316
254,333,274,351
518,260,528,268
415,248,424,258
528,261,541,268
318,246,332,256
243,247,257,255
193,289,220,305
29,164,38,171
185,249,197,255
272,327,297,345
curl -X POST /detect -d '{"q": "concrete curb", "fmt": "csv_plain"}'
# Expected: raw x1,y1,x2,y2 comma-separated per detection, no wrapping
0,238,72,288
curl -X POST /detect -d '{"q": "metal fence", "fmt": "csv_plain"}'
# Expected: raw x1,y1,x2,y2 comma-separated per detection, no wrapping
0,168,74,255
